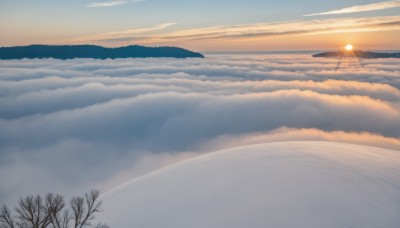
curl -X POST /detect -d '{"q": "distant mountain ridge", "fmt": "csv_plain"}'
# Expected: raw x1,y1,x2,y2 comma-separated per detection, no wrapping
0,45,204,60
313,50,400,59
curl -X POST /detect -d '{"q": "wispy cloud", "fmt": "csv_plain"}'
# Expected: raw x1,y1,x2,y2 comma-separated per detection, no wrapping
155,16,400,41
87,0,145,8
69,23,176,43
305,0,400,16
75,16,400,44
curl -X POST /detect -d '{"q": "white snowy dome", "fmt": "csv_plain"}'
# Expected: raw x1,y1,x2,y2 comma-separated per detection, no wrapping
100,141,400,228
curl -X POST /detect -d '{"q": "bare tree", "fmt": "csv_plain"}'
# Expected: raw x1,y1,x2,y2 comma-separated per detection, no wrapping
15,195,51,228
0,190,107,228
71,190,102,228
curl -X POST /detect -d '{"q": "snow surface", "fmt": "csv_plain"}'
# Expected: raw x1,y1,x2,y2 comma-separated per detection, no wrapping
100,141,400,228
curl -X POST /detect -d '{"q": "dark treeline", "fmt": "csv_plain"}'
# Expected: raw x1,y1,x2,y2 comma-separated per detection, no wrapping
0,45,204,60
313,50,400,59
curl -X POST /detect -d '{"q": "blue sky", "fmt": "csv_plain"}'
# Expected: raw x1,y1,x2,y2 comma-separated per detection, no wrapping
1,0,399,50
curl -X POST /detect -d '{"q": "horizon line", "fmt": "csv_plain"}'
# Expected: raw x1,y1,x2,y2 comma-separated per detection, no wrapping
0,44,399,53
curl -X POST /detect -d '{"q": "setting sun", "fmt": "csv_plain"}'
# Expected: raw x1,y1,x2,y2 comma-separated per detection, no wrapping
345,44,353,51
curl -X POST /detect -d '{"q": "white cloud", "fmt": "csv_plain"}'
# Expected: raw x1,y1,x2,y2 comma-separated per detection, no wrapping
0,54,399,206
305,0,400,16
87,0,128,8
86,0,146,8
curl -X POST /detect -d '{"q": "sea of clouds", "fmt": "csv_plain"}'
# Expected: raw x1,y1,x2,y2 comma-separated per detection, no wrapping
1,54,399,205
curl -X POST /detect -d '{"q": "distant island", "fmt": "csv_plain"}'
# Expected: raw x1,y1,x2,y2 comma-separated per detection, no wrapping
313,50,400,59
0,45,204,60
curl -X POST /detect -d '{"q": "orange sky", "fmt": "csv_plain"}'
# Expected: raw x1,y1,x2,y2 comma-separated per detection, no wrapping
1,1,400,51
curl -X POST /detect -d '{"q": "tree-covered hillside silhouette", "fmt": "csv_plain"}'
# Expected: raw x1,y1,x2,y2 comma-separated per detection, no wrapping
0,45,204,60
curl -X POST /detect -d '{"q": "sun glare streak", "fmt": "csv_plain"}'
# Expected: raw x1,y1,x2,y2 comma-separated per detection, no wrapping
336,44,364,70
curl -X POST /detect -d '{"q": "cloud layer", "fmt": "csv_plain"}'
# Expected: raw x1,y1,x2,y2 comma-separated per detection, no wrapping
0,54,399,205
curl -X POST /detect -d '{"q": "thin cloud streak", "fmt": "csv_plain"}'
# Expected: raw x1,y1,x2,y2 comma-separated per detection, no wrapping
87,0,146,8
71,16,400,45
305,0,400,16
69,23,176,43
152,16,400,42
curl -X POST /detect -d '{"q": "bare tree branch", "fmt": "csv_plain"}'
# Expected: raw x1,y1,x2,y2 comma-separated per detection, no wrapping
0,205,15,228
71,196,84,228
14,195,51,228
15,195,36,227
61,210,70,228
71,190,102,228
45,193,70,228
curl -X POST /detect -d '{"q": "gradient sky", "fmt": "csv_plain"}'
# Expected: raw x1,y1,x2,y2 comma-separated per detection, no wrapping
1,0,399,51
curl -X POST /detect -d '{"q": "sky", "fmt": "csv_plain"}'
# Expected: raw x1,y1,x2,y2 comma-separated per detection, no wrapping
1,0,400,51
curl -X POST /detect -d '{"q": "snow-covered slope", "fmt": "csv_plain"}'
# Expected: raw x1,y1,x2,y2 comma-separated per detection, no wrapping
100,141,400,228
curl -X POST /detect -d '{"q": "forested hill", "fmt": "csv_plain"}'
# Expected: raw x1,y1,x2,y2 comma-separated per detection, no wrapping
0,45,205,60
313,50,400,59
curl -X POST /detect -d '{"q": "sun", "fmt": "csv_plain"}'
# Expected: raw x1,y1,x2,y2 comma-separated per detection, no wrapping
345,44,353,51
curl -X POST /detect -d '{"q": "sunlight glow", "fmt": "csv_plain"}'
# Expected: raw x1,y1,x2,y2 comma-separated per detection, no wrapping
345,44,353,51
